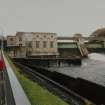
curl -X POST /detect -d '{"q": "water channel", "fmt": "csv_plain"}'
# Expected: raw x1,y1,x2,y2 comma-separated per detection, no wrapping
50,53,105,87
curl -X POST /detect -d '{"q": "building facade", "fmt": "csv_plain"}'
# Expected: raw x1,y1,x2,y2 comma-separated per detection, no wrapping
7,36,16,47
7,32,58,58
7,36,17,57
31,32,58,57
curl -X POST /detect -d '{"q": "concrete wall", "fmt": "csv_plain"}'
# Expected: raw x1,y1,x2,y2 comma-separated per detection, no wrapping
15,47,26,58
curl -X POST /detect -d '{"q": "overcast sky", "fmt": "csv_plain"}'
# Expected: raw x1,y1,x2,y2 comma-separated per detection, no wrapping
0,0,105,36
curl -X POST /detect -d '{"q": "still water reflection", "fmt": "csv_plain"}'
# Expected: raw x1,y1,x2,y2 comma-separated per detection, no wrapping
52,53,105,87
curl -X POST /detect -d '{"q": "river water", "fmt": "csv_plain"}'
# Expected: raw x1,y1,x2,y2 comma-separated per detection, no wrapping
51,53,105,87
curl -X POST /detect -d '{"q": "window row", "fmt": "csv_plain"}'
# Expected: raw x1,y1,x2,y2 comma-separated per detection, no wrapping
35,35,54,38
35,41,54,48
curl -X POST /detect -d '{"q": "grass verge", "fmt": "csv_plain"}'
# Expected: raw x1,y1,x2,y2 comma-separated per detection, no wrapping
6,56,69,105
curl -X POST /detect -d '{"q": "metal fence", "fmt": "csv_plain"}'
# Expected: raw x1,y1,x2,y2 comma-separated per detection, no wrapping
4,68,16,105
0,71,5,105
2,51,31,105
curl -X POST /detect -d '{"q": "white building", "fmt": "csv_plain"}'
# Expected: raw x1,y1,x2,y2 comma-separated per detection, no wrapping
31,32,58,57
7,32,58,58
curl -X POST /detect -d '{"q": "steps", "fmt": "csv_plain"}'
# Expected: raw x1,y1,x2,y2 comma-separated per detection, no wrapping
76,38,88,57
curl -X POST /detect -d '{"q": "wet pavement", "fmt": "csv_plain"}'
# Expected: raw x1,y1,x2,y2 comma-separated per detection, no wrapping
50,53,105,87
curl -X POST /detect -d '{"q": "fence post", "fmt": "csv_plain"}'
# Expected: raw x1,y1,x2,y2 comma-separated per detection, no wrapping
0,71,5,105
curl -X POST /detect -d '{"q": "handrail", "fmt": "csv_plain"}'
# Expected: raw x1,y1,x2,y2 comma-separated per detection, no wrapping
2,50,31,105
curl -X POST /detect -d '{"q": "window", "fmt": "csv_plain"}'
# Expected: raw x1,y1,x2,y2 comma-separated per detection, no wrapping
51,35,53,38
36,41,40,48
44,35,46,38
19,37,22,41
43,41,47,48
50,41,54,48
36,35,39,37
10,38,13,41
19,44,22,46
28,42,32,47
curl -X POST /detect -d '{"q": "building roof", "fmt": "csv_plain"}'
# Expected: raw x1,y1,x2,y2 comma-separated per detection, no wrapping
16,32,57,35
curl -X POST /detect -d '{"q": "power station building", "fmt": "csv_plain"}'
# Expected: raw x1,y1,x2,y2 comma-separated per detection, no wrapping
7,32,58,58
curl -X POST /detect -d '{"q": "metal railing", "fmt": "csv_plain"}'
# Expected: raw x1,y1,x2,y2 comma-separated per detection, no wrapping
0,71,5,105
2,51,31,105
4,67,15,105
